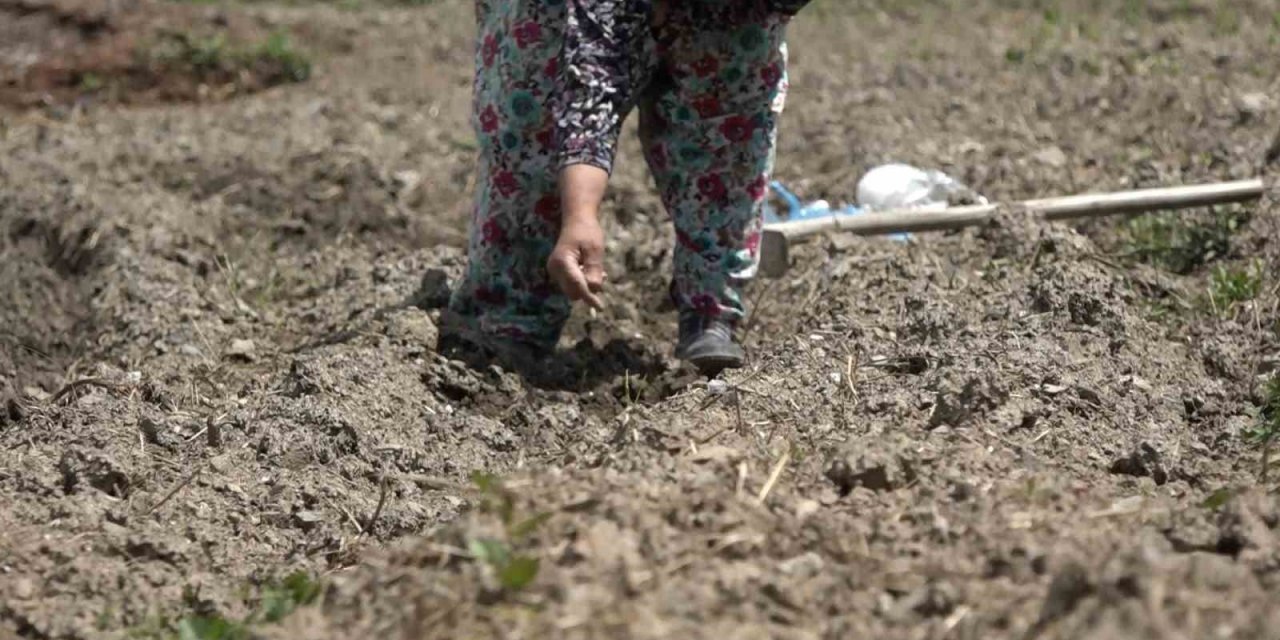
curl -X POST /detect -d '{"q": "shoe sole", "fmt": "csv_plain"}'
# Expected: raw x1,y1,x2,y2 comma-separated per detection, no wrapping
684,347,745,375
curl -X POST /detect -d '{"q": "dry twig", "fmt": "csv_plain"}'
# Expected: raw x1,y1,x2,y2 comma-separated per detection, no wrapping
145,462,205,515
364,474,392,535
756,447,791,504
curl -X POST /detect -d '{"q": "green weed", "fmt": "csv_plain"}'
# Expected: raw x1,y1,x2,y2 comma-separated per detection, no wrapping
176,617,244,640
1121,0,1143,24
1201,487,1233,510
1246,376,1280,482
254,572,323,624
468,472,549,592
1119,207,1249,274
152,32,231,75
618,369,655,406
252,32,312,83
1207,260,1263,312
1213,7,1243,36
124,616,172,639
622,369,636,406
77,72,105,92
129,572,321,640
1139,297,1185,325
146,30,310,86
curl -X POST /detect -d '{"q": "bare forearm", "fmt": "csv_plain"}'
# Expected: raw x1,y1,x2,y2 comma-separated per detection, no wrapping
558,164,609,226
546,164,609,310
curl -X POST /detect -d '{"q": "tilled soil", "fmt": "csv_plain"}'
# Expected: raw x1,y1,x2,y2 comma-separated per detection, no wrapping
3,1,1280,638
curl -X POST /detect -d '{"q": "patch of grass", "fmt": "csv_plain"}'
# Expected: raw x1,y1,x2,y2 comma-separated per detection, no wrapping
251,32,312,83
77,72,105,92
1118,207,1250,274
1201,487,1233,510
1121,0,1143,24
1213,6,1243,36
468,472,549,593
1138,296,1186,325
124,616,173,639
127,572,321,640
146,30,310,86
149,32,231,75
1207,260,1263,312
176,573,320,639
1247,376,1280,482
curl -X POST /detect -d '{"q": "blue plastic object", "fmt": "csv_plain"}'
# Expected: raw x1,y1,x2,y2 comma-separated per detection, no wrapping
763,181,909,241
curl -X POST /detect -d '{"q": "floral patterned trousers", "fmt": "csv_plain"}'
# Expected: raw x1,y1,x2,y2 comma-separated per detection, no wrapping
449,0,790,350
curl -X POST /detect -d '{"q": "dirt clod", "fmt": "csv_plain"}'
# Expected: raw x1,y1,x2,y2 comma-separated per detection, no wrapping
1109,442,1170,485
226,338,258,362
1033,561,1094,630
826,434,920,494
928,372,1007,429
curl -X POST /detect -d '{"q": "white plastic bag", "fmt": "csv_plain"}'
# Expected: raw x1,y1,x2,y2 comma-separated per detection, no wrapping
856,164,988,212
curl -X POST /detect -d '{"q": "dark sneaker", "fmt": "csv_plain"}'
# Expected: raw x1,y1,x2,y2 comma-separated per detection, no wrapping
675,313,745,374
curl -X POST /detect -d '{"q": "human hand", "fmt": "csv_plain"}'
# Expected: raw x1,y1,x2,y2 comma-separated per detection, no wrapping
547,216,606,310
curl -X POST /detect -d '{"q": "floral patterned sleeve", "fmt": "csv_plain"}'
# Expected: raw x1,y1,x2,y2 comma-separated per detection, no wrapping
556,0,651,174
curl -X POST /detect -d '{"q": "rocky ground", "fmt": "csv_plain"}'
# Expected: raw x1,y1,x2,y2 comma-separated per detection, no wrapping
2,0,1280,638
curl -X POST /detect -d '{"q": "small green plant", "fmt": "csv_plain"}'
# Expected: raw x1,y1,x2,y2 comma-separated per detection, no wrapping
1213,7,1242,36
619,369,650,406
147,31,232,76
154,32,232,74
254,572,322,624
1246,375,1280,482
1120,207,1249,274
468,472,549,592
78,72,105,91
1121,0,1144,24
146,30,311,87
124,615,173,639
1139,296,1185,325
176,616,244,640
1208,260,1263,312
169,572,321,640
1201,487,1233,510
251,32,312,83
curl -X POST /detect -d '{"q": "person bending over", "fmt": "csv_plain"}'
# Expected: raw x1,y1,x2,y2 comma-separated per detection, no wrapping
444,0,810,373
